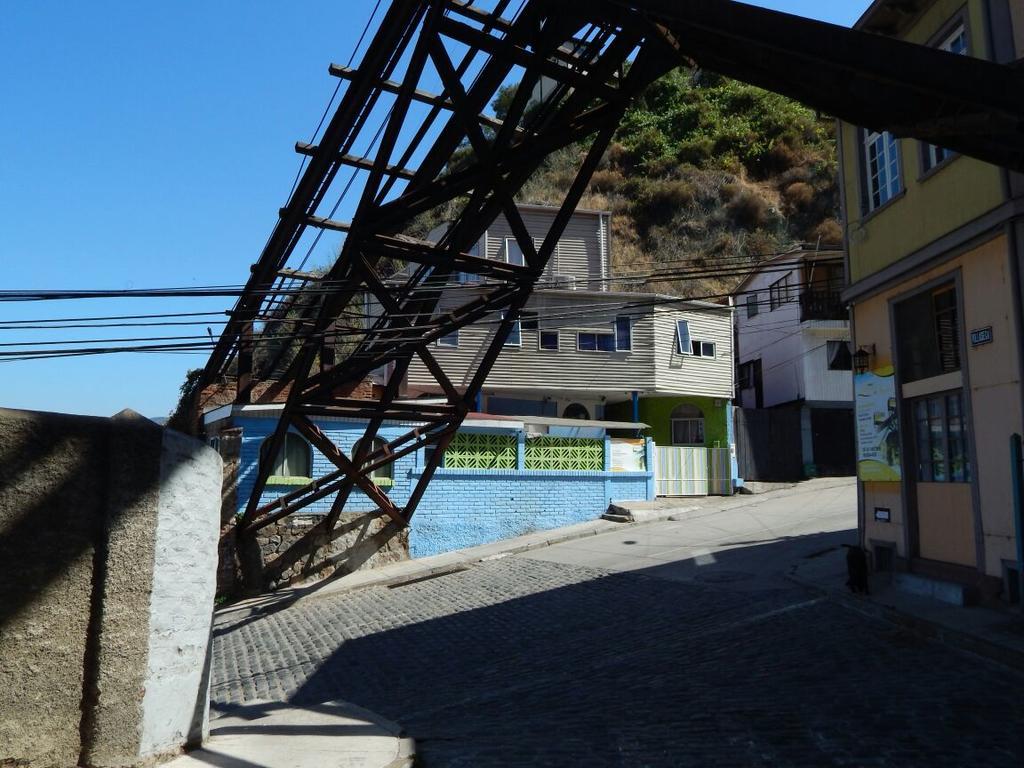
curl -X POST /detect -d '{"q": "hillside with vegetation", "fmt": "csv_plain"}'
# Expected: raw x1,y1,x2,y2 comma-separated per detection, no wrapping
492,68,841,299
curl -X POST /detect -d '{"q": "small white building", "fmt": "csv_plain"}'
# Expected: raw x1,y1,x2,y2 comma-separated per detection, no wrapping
733,246,855,476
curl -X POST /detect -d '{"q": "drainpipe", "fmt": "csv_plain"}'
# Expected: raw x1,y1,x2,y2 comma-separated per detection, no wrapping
1012,434,1024,610
631,391,640,423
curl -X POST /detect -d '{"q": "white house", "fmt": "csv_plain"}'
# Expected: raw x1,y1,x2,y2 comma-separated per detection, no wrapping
733,246,855,475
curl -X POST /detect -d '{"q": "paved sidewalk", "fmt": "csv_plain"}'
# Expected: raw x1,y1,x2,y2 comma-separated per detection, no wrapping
790,546,1024,671
164,700,414,768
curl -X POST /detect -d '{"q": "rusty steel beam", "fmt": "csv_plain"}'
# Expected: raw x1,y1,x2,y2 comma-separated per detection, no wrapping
203,0,1024,544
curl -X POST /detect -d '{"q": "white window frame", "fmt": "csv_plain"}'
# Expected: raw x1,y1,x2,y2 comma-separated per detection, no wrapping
863,129,902,211
577,330,616,352
922,23,968,173
437,328,459,348
501,311,521,347
503,237,525,267
539,329,559,351
614,315,632,351
690,340,716,358
676,319,691,355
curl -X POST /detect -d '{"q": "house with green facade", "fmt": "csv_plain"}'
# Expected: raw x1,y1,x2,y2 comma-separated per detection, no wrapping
403,204,737,460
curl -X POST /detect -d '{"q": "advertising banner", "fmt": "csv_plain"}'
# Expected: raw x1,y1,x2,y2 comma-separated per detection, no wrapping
610,438,646,472
854,365,901,481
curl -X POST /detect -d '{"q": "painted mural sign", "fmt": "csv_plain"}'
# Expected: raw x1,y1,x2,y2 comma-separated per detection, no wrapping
854,366,901,481
610,438,646,472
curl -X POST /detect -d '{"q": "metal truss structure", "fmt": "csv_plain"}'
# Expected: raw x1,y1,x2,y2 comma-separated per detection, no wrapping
200,0,1024,539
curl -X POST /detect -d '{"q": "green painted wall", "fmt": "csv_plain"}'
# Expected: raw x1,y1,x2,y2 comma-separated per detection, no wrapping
840,0,1006,284
607,395,728,447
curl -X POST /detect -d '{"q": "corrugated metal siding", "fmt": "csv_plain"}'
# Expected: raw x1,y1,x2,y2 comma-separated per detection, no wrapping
406,290,658,392
485,208,607,290
653,306,735,398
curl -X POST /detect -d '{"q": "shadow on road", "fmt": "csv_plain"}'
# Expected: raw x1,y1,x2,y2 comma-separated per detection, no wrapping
213,526,1024,766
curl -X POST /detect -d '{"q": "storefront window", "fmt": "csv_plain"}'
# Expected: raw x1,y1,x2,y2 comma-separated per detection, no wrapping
913,391,970,483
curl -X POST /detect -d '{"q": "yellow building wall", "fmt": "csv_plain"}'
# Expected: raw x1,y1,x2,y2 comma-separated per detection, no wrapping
853,235,1021,577
841,0,1006,284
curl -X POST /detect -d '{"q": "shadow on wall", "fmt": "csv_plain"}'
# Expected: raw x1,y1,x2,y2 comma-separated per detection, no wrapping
0,408,221,768
224,510,408,595
212,527,1022,766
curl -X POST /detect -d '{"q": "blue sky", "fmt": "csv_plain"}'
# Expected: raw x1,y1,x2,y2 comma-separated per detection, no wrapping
0,1,867,418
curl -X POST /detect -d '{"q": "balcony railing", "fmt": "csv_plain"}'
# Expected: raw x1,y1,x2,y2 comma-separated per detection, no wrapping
800,290,846,321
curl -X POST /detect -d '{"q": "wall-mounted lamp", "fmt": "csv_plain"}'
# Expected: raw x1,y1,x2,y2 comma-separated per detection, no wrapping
853,344,875,375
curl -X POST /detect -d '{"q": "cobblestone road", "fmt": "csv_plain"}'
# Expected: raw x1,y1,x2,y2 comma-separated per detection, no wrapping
212,542,1024,767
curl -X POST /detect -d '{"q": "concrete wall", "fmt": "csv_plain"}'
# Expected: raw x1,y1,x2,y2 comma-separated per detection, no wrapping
607,395,729,449
140,428,223,755
853,235,1021,579
0,408,221,767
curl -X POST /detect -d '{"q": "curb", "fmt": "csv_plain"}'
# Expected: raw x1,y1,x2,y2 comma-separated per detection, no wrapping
787,572,1024,673
218,478,856,616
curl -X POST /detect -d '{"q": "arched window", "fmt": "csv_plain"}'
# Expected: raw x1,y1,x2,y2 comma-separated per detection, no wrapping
562,403,590,420
352,436,394,488
670,404,705,446
261,432,312,479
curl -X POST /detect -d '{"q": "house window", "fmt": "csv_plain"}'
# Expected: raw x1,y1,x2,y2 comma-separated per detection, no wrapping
675,319,691,354
746,294,759,318
352,436,394,488
738,360,756,390
913,391,971,483
895,283,961,384
690,340,716,358
922,24,968,172
437,328,459,347
520,311,539,331
578,331,615,352
769,274,791,311
456,240,483,284
670,404,705,446
503,238,525,266
864,129,902,211
539,330,559,351
827,340,853,371
261,433,312,479
615,316,632,351
501,311,521,346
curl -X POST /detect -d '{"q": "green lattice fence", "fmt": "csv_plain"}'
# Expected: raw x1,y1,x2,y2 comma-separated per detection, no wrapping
524,437,604,471
444,432,517,469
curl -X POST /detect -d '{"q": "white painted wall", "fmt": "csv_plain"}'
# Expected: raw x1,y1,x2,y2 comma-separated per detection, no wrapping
801,329,854,402
735,255,851,407
139,430,222,756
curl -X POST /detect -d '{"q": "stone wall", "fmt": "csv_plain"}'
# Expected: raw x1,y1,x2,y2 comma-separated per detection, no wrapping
0,408,222,767
254,511,409,591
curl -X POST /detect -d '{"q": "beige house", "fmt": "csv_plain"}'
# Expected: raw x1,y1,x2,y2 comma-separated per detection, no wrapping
401,204,736,448
839,0,1024,603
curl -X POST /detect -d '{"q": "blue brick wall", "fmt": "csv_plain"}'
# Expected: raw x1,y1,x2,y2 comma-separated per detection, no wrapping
235,417,654,558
